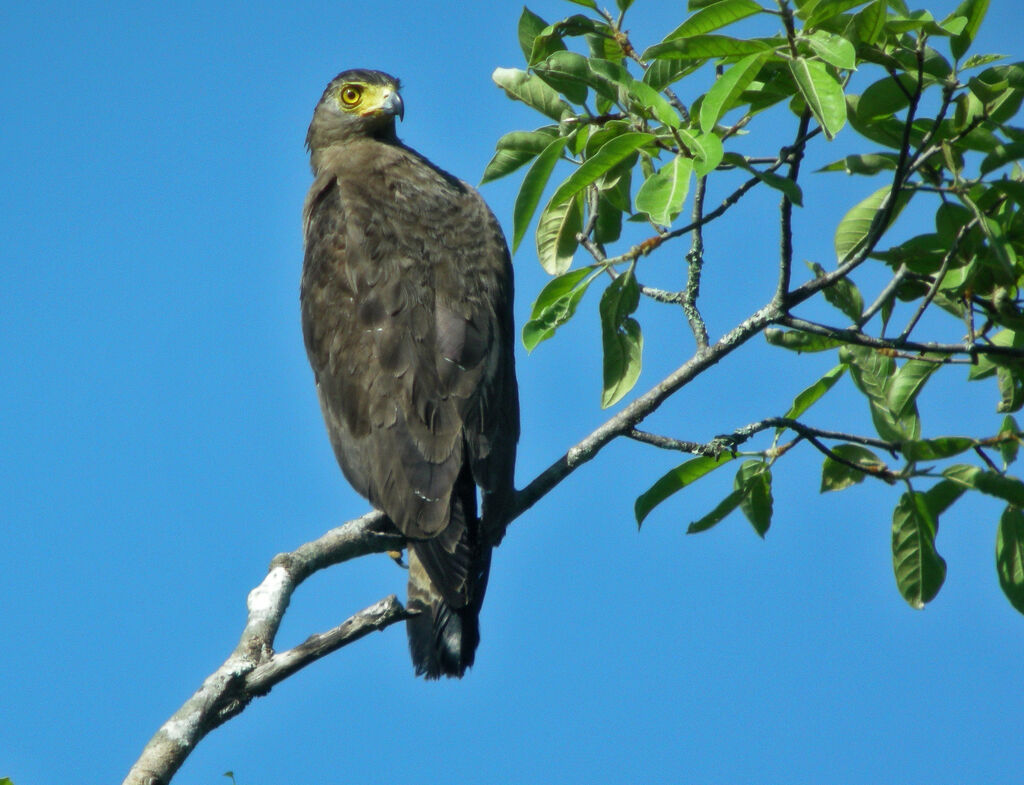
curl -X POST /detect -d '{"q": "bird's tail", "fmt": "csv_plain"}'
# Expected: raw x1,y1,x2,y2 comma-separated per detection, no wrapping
405,465,490,679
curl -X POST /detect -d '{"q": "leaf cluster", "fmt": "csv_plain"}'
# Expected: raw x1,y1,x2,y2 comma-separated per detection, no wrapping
487,0,1024,614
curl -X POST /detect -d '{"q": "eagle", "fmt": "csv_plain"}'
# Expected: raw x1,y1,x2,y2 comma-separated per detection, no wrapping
301,69,519,678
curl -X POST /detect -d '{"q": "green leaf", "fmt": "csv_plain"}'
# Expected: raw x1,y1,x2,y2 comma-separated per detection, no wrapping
687,489,745,533
642,34,773,62
598,156,634,213
902,437,975,462
885,9,954,35
961,52,1006,70
846,94,913,149
735,461,773,536
997,505,1024,614
943,464,1024,507
534,14,606,51
999,416,1021,468
922,478,967,517
950,0,989,61
980,141,1024,176
628,79,685,129
852,0,886,46
887,358,939,420
807,261,862,320
536,59,589,105
522,268,598,351
764,328,844,352
493,67,571,121
542,50,618,107
997,366,1024,413
834,185,906,264
636,454,735,525
892,491,947,609
723,153,803,204
678,129,725,175
644,58,704,90
549,132,656,207
967,64,1024,124
858,73,918,119
820,444,887,491
841,344,914,442
594,193,624,244
968,329,1022,381
804,0,873,27
700,52,770,132
806,30,857,70
536,191,584,274
587,58,683,128
634,155,693,225
841,344,892,404
481,128,559,184
518,7,551,62
787,57,847,139
934,201,972,245
663,0,763,40
783,364,847,420
512,135,568,252
600,271,643,407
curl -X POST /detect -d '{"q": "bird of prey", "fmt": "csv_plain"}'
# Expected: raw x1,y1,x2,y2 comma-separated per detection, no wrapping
301,69,519,678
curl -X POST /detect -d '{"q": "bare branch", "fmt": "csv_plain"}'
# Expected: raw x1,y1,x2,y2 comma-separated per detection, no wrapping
513,300,784,517
627,428,727,456
777,315,1020,362
639,283,685,304
683,176,710,349
122,513,405,785
859,263,908,330
776,111,812,308
245,596,409,697
897,218,974,341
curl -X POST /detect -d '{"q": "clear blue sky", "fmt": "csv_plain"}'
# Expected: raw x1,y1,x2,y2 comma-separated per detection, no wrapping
3,2,1022,783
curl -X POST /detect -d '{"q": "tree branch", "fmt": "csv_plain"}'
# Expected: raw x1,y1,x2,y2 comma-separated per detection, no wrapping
684,175,710,349
122,513,405,785
776,110,812,308
778,315,1022,361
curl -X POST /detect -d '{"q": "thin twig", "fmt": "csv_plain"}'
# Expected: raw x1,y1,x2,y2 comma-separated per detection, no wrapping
639,284,684,304
777,315,1005,362
859,264,908,330
776,110,812,308
974,445,1002,474
897,218,975,341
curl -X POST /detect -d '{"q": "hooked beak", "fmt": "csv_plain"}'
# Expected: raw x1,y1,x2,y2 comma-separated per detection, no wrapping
381,90,404,121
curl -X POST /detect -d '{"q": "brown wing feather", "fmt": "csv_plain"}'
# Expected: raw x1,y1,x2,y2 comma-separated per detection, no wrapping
301,136,518,676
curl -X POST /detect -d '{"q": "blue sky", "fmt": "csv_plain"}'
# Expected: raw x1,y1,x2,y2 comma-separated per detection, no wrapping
3,1,1022,783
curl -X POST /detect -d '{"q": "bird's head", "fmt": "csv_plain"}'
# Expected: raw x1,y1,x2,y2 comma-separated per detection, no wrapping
306,69,404,155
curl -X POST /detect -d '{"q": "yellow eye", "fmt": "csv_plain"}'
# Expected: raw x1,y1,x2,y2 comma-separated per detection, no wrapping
339,85,362,106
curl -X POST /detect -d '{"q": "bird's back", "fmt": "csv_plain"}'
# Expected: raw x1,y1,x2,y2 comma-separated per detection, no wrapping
301,135,518,677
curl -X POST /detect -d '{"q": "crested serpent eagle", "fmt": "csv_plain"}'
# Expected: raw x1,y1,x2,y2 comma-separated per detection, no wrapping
301,70,519,678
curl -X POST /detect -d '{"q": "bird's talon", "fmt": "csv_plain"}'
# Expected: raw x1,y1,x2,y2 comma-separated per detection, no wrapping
387,550,408,568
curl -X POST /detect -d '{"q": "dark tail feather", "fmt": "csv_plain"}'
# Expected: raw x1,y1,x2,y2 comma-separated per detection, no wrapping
405,464,490,679
406,556,485,679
